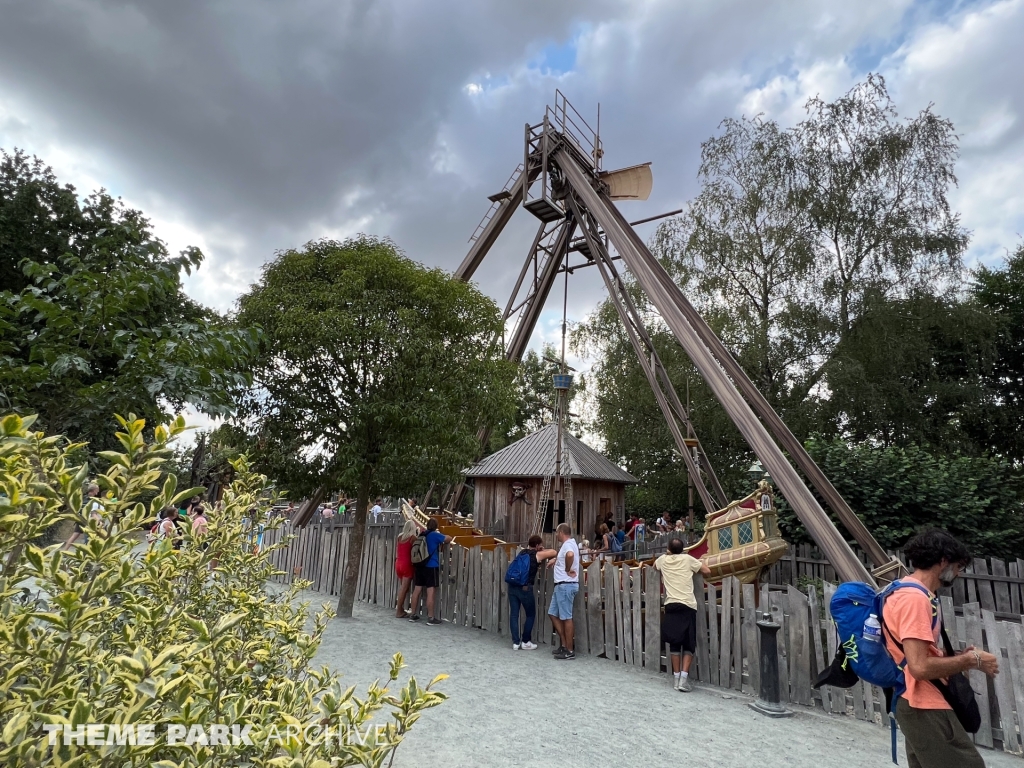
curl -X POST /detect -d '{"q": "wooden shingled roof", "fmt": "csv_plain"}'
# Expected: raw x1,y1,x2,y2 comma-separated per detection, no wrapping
463,423,637,484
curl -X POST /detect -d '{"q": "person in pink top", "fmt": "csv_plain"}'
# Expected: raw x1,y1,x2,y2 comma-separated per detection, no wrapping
191,504,209,537
394,520,418,618
884,529,999,768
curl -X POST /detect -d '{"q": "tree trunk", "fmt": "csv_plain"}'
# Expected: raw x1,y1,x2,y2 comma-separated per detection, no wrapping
337,466,373,618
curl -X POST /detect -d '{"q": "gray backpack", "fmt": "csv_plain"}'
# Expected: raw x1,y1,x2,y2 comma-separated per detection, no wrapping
411,533,431,565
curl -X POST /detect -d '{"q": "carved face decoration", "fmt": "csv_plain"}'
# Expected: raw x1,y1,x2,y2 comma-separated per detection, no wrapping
508,481,532,505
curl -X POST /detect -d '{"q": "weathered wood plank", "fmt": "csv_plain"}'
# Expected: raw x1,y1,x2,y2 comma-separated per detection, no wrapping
742,583,758,696
823,581,840,715
375,537,386,605
788,585,812,706
1010,561,1022,616
991,559,1012,615
1004,621,1024,757
719,577,733,688
982,610,1021,754
732,578,743,692
587,561,603,657
974,558,997,613
808,585,827,711
621,564,634,665
963,602,994,747
497,547,509,638
632,564,643,666
694,574,708,681
603,563,616,659
452,545,464,625
708,581,720,687
645,567,662,671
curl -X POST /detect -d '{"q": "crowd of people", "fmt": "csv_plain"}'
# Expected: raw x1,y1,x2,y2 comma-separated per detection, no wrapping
149,495,211,549
389,502,1002,767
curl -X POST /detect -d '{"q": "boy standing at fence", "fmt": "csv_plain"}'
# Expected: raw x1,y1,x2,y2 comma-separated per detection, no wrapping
408,519,452,626
655,537,710,691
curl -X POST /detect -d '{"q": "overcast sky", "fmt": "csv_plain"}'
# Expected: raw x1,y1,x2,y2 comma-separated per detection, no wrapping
2,0,1023,366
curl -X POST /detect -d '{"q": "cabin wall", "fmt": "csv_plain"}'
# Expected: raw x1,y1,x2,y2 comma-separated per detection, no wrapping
471,476,627,545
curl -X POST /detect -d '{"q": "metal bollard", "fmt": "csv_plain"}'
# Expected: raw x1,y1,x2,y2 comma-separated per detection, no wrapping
748,616,793,718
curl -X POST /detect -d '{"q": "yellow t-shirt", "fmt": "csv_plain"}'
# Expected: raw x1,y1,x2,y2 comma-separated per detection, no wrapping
655,553,703,609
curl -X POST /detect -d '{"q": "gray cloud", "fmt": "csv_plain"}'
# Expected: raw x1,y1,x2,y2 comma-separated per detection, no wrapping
1,0,1021,328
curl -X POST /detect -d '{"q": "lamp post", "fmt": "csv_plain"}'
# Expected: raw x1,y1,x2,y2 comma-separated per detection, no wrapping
747,460,769,486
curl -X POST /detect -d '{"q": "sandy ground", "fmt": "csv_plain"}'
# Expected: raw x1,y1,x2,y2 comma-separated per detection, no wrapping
305,591,1021,768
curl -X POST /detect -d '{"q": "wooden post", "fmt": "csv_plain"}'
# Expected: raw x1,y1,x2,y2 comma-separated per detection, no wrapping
645,567,662,671
603,563,616,659
742,583,759,695
788,585,812,706
620,564,634,665
632,565,643,668
587,561,603,657
982,610,1020,754
694,574,708,681
1004,622,1024,756
963,603,994,747
719,577,733,688
708,580,720,687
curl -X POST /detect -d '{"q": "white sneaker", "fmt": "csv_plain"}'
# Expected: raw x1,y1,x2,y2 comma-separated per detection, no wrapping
673,675,682,691
512,643,520,650
521,641,537,650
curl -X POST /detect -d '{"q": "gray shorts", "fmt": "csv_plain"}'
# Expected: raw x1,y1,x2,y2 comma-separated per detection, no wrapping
548,582,578,620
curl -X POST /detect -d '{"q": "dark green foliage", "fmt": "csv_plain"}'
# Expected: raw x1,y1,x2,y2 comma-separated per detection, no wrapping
969,244,1024,463
775,439,1024,562
821,290,999,450
489,345,583,453
236,235,517,500
0,149,259,449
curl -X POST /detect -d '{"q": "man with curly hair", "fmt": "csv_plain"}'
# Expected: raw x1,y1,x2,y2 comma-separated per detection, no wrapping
885,529,999,767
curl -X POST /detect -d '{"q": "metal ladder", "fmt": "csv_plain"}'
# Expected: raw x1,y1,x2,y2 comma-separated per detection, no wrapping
468,164,524,243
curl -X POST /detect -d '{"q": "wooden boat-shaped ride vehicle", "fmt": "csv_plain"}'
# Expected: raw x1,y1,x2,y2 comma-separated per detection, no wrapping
685,480,788,584
400,500,517,555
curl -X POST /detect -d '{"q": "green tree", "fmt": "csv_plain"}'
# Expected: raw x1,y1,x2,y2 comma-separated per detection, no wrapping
0,413,445,766
573,297,750,518
822,290,998,450
236,236,516,617
652,75,968,425
0,149,259,449
970,244,1024,462
489,345,583,452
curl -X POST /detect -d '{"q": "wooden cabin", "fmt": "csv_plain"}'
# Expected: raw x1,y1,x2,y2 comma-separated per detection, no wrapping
463,423,637,544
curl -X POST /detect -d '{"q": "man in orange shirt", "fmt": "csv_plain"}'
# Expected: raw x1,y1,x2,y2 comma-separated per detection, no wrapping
884,529,999,768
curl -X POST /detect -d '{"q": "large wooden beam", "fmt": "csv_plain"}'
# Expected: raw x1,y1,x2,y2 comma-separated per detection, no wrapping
557,150,874,585
570,198,724,514
455,166,536,282
598,185,890,571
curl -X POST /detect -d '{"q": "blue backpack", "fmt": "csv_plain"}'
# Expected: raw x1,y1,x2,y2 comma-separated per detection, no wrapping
607,533,622,553
827,579,937,763
505,550,533,586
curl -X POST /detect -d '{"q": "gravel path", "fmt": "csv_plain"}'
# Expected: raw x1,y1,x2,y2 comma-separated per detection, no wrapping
306,592,1020,768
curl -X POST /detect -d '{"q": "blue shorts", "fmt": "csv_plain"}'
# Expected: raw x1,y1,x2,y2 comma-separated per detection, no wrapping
549,582,578,620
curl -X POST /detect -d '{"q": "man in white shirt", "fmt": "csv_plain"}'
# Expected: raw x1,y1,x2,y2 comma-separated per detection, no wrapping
538,523,580,660
371,498,383,522
655,537,711,691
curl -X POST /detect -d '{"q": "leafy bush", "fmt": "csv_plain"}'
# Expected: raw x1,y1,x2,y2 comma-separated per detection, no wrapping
0,414,445,767
776,438,1024,561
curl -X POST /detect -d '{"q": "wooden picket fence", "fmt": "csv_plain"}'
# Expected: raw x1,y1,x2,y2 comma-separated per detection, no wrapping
262,520,1024,757
767,543,1024,623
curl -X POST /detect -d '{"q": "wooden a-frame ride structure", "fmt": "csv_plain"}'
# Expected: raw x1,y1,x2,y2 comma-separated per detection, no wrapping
439,91,902,587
